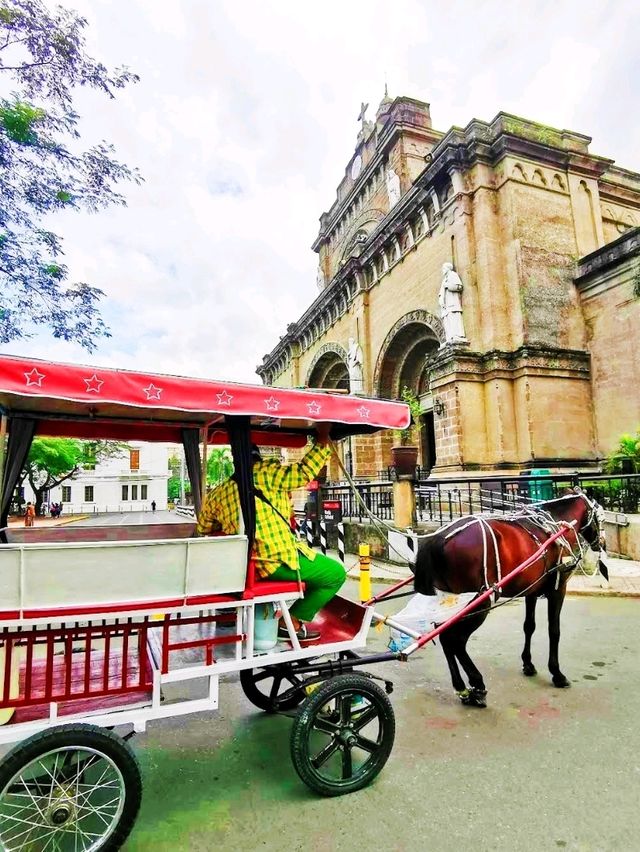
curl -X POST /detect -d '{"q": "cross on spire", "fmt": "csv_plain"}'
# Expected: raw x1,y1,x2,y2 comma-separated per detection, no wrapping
357,101,369,128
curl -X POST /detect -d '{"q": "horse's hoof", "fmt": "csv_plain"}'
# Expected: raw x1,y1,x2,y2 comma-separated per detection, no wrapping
552,675,571,689
459,687,487,708
523,663,537,677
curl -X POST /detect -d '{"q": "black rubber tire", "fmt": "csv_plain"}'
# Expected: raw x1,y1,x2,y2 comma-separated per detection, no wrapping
290,673,395,797
240,665,307,712
0,723,142,851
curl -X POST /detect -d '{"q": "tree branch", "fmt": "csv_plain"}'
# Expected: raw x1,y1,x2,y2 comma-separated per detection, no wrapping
0,58,55,71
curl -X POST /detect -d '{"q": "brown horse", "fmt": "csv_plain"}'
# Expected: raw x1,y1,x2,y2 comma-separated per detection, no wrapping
413,491,606,707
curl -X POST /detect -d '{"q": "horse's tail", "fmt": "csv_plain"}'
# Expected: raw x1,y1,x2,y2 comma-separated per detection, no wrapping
413,534,444,596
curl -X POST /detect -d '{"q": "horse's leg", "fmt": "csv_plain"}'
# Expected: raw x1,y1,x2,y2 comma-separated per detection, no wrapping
452,604,489,707
440,627,468,700
547,586,570,688
522,595,538,677
440,606,489,708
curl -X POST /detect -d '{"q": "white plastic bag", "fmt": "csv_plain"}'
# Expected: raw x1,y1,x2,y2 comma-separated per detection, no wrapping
388,594,439,653
387,590,478,653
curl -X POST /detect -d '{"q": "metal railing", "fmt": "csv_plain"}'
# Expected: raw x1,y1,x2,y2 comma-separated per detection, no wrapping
320,481,394,522
416,472,640,524
321,472,640,527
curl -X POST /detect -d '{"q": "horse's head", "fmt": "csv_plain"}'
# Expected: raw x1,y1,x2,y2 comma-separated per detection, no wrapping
572,489,609,580
543,489,608,580
570,488,605,548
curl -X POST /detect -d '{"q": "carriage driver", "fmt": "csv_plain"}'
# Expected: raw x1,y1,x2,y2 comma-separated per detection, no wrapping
196,424,346,642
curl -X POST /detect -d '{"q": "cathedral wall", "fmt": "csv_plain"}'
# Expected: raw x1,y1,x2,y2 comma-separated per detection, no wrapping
576,237,640,457
520,375,596,461
506,171,587,351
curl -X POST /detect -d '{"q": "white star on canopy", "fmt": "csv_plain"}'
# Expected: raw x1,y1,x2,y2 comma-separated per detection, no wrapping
264,396,280,412
216,390,233,406
356,405,370,419
307,401,322,415
84,374,104,393
143,383,162,400
24,368,45,387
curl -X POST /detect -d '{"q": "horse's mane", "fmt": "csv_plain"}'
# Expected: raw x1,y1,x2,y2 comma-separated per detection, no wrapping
414,531,445,595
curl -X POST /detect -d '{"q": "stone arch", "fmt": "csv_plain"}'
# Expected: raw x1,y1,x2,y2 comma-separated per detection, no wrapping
306,342,349,390
373,310,444,399
512,163,528,182
532,168,547,186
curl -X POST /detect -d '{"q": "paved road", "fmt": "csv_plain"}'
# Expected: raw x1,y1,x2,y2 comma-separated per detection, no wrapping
125,582,640,851
64,510,187,526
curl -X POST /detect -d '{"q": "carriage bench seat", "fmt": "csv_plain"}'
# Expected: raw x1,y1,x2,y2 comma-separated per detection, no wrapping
0,535,249,623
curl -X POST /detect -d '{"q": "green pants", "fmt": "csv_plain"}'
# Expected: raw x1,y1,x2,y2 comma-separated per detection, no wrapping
270,552,346,622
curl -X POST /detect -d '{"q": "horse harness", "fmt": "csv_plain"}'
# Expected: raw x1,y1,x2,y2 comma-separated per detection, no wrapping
442,494,597,599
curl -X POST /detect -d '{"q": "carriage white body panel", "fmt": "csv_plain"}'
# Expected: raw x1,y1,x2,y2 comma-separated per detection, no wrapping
0,536,249,619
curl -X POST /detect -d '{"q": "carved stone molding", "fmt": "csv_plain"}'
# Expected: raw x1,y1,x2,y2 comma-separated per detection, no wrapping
428,345,591,386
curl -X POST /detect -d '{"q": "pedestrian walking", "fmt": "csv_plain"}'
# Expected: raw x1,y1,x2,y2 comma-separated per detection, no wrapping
151,500,156,512
24,502,35,527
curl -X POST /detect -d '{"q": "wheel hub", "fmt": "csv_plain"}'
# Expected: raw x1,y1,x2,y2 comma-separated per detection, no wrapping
46,790,77,828
337,726,357,747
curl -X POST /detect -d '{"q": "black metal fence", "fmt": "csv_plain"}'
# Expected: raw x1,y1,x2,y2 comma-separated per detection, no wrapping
323,472,640,526
320,481,394,522
418,472,640,523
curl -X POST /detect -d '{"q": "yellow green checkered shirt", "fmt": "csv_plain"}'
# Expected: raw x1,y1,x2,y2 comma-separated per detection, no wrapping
196,441,331,577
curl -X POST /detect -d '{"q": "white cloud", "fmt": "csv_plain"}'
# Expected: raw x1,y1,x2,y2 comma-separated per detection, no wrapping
3,0,639,382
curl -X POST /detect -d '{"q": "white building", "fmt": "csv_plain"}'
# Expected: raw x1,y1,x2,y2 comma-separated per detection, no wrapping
24,442,170,514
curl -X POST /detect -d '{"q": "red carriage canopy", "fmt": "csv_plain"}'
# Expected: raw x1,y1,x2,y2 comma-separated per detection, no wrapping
0,354,410,443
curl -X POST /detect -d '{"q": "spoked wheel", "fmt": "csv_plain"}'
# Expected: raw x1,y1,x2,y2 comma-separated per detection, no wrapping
240,665,309,712
0,723,142,851
290,673,395,797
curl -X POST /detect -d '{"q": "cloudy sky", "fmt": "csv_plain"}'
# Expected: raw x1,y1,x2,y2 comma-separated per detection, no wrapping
3,0,639,382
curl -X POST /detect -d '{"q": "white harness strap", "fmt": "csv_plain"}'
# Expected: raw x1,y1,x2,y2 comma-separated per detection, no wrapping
444,516,501,592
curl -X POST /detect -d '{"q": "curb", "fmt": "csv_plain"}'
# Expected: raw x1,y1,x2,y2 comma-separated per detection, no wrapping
566,588,640,598
52,514,91,526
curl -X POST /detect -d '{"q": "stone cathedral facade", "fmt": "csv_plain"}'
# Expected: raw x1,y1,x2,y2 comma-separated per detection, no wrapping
257,94,640,477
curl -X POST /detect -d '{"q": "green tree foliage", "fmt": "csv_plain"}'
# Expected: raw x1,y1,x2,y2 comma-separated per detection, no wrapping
605,430,640,473
22,437,126,513
167,475,181,502
0,0,141,349
207,447,234,488
397,386,422,445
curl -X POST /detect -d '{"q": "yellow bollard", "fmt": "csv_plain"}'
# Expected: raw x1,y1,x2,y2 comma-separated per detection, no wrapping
359,543,372,604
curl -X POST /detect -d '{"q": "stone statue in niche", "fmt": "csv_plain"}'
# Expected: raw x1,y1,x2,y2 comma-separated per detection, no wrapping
386,167,401,208
316,264,325,291
438,262,468,345
347,337,364,394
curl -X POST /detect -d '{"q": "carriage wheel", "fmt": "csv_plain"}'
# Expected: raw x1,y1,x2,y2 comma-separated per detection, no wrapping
240,665,308,712
0,723,142,851
290,673,395,797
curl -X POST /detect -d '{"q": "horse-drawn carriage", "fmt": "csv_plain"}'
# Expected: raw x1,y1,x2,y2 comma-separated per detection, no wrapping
0,354,606,850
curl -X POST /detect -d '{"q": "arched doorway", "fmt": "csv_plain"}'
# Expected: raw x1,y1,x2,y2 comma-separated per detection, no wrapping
306,344,349,390
374,311,444,471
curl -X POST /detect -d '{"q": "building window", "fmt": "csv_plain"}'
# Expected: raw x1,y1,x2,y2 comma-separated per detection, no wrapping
132,485,138,501
122,485,129,501
61,486,71,502
130,449,140,471
84,486,94,503
141,484,148,500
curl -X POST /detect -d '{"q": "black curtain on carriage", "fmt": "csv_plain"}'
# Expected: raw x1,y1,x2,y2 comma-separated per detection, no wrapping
181,428,203,516
224,414,256,558
0,416,37,543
